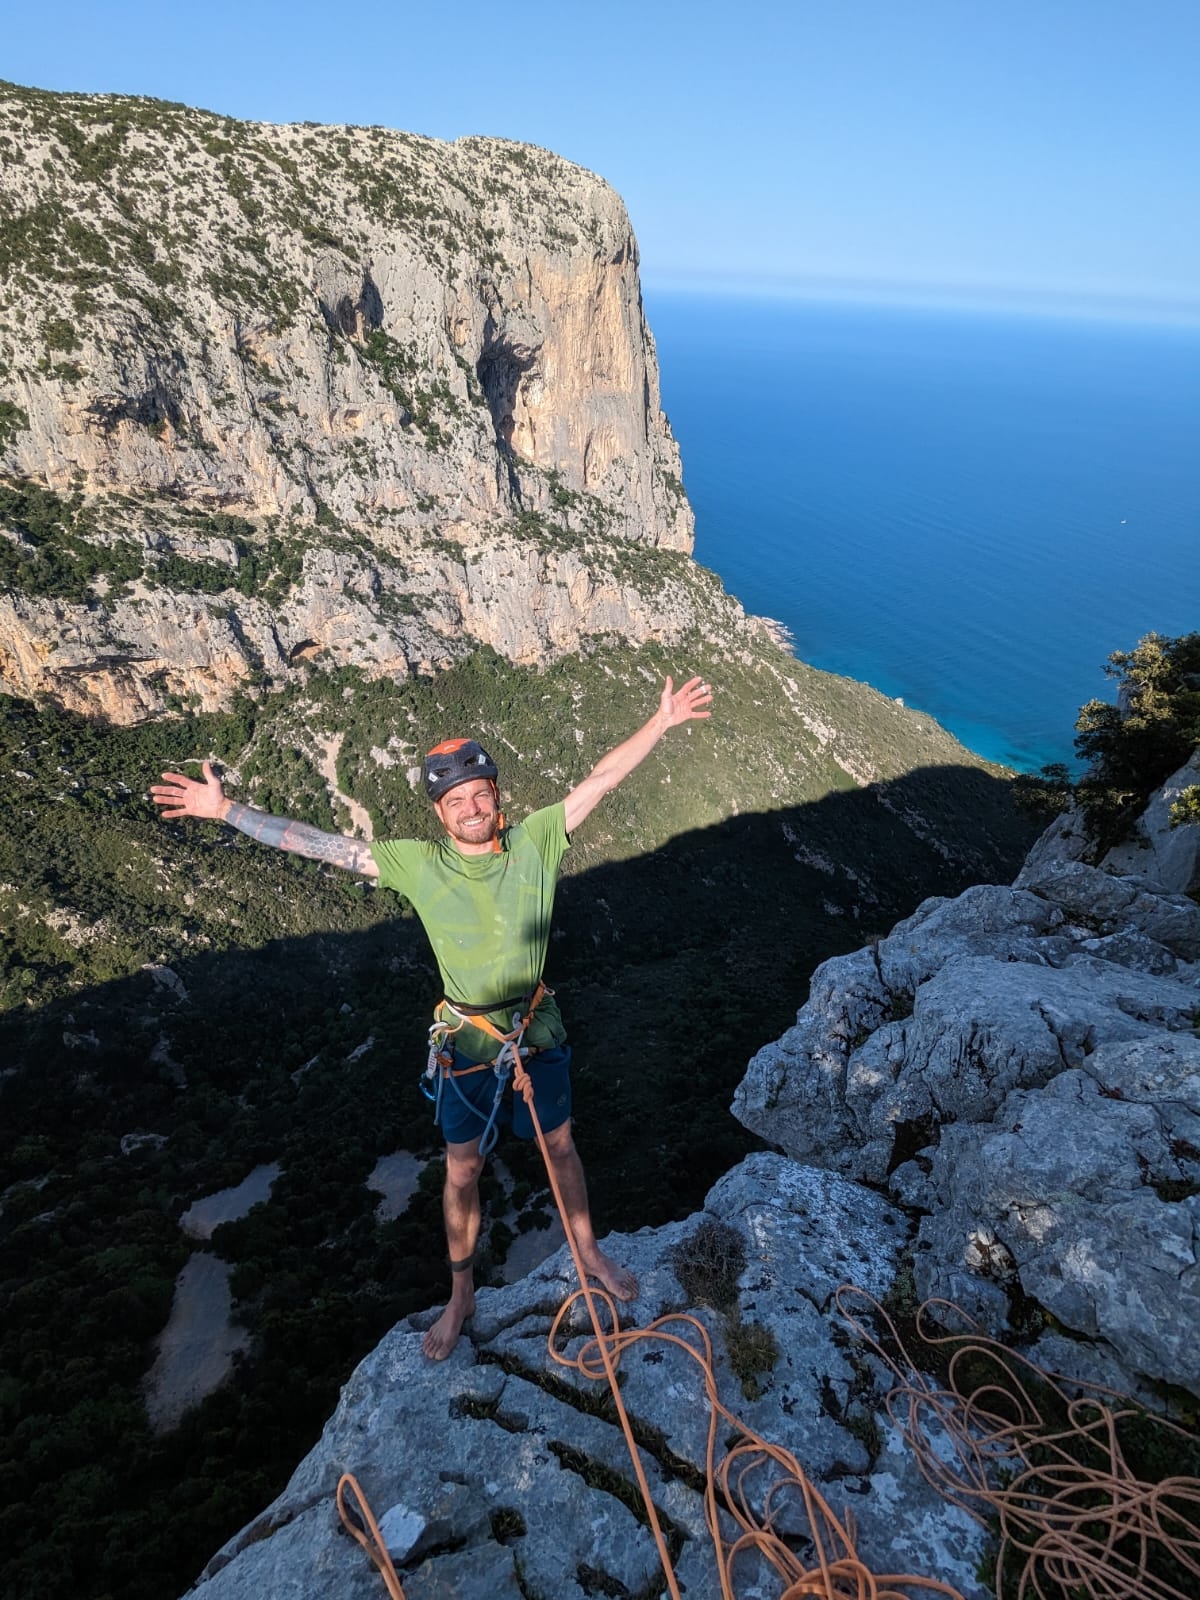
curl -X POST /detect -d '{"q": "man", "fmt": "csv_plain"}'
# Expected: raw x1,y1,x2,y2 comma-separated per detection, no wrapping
151,673,712,1359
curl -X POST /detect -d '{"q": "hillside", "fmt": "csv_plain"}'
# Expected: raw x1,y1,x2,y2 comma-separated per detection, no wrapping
0,82,1039,1600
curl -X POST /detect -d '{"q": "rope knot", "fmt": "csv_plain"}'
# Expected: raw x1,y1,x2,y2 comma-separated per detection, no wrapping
512,1056,534,1101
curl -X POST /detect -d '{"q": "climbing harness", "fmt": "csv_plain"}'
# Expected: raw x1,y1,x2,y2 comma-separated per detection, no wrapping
420,983,549,1156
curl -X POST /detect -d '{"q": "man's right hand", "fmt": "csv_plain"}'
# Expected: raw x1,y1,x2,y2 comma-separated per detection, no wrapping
151,760,229,821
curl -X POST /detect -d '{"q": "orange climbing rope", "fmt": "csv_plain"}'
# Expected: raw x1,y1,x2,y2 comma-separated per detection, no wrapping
335,1054,962,1597
834,1285,1200,1600
336,1471,408,1599
517,1061,977,1596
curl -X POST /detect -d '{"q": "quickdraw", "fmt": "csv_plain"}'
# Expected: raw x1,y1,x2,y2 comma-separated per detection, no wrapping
420,983,550,1155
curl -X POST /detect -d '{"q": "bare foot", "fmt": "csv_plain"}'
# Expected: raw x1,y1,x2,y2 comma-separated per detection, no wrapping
422,1291,475,1360
581,1249,638,1301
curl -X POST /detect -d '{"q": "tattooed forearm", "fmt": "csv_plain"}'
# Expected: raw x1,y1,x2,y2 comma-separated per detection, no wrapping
223,802,378,876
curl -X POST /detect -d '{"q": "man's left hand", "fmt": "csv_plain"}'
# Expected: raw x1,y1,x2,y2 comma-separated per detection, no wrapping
660,675,713,727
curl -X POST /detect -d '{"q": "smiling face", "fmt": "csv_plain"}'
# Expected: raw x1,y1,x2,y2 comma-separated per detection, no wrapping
433,778,500,852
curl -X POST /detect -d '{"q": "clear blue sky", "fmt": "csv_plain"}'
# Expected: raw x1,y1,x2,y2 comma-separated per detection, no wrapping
4,1,1198,318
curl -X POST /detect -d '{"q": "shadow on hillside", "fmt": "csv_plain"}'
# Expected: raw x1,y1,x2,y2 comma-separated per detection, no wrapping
4,761,1035,1231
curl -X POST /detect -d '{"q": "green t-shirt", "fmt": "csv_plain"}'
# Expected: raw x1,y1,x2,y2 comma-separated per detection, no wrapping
370,803,570,1062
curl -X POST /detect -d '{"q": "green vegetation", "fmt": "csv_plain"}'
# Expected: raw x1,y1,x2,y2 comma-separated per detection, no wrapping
354,328,461,448
1074,631,1200,850
671,1217,745,1310
0,476,307,605
42,315,80,353
0,399,29,449
1170,785,1200,829
671,1219,779,1400
0,478,144,601
1008,632,1200,851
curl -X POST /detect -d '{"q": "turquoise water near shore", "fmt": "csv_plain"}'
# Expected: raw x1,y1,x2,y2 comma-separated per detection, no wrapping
648,292,1200,772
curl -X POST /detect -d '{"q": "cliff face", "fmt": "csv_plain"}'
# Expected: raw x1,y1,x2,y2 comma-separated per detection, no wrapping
0,82,692,721
734,768,1200,1401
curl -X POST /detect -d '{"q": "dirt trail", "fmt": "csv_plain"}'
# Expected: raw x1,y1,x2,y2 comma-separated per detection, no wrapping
315,732,373,839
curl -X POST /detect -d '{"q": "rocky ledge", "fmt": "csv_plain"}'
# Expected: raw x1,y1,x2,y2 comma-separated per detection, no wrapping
734,760,1200,1401
189,1153,985,1600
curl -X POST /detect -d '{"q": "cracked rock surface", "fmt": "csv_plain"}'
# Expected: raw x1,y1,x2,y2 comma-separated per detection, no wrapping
734,787,1200,1397
187,1153,987,1600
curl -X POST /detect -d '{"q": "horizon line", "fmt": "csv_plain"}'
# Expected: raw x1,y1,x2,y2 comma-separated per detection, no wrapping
640,270,1200,330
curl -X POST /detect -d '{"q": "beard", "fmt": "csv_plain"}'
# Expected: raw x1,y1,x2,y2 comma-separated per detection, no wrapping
442,808,499,845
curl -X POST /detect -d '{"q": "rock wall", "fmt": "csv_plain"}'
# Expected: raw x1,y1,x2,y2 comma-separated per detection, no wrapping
0,83,697,721
733,781,1200,1399
0,85,689,547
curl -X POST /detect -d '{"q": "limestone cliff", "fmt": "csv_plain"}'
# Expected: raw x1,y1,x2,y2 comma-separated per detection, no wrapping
734,766,1200,1401
0,81,693,720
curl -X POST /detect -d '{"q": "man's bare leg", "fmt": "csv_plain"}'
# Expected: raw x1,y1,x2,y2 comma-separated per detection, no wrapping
424,1138,484,1360
542,1121,638,1300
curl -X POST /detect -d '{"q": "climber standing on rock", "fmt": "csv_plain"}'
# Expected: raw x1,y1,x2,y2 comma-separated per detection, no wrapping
151,673,713,1359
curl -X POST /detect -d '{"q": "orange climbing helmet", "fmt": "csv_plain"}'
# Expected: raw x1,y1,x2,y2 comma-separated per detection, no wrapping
422,738,499,801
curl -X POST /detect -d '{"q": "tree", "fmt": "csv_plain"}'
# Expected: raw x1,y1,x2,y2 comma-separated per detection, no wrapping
1074,632,1200,849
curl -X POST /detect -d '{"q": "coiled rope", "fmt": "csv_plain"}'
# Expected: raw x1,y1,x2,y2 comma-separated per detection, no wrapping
835,1285,1200,1600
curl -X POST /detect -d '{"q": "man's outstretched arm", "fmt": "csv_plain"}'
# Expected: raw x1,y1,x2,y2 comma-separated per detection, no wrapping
563,674,712,834
150,760,380,877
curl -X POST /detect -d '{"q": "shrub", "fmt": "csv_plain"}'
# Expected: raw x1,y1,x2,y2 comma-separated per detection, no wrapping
1074,632,1200,849
671,1217,744,1312
724,1315,779,1402
0,400,28,450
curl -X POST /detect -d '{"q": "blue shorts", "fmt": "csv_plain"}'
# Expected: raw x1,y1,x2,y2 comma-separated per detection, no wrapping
437,1044,572,1148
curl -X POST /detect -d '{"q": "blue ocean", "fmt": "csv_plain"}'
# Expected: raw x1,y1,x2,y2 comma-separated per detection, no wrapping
648,292,1200,772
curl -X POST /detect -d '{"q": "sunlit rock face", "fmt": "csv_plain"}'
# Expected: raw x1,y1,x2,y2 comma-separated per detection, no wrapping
734,777,1200,1397
0,83,694,721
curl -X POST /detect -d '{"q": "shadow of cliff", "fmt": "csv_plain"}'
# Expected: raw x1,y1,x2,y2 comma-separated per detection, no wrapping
4,761,1034,1229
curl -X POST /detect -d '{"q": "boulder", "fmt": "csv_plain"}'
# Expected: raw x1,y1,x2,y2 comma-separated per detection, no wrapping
733,798,1200,1398
915,1046,1200,1392
1101,751,1200,893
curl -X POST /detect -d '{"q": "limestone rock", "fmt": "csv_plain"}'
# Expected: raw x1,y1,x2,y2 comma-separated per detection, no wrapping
187,1153,988,1600
1101,750,1200,894
0,83,704,721
915,1047,1200,1391
1015,859,1200,960
733,764,1200,1395
1017,805,1093,880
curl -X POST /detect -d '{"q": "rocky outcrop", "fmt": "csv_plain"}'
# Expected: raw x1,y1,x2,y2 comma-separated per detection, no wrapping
1101,751,1200,893
0,82,699,720
0,86,689,548
733,785,1200,1398
187,1154,987,1600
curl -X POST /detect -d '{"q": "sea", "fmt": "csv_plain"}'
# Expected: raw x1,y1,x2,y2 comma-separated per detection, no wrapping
647,291,1200,773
